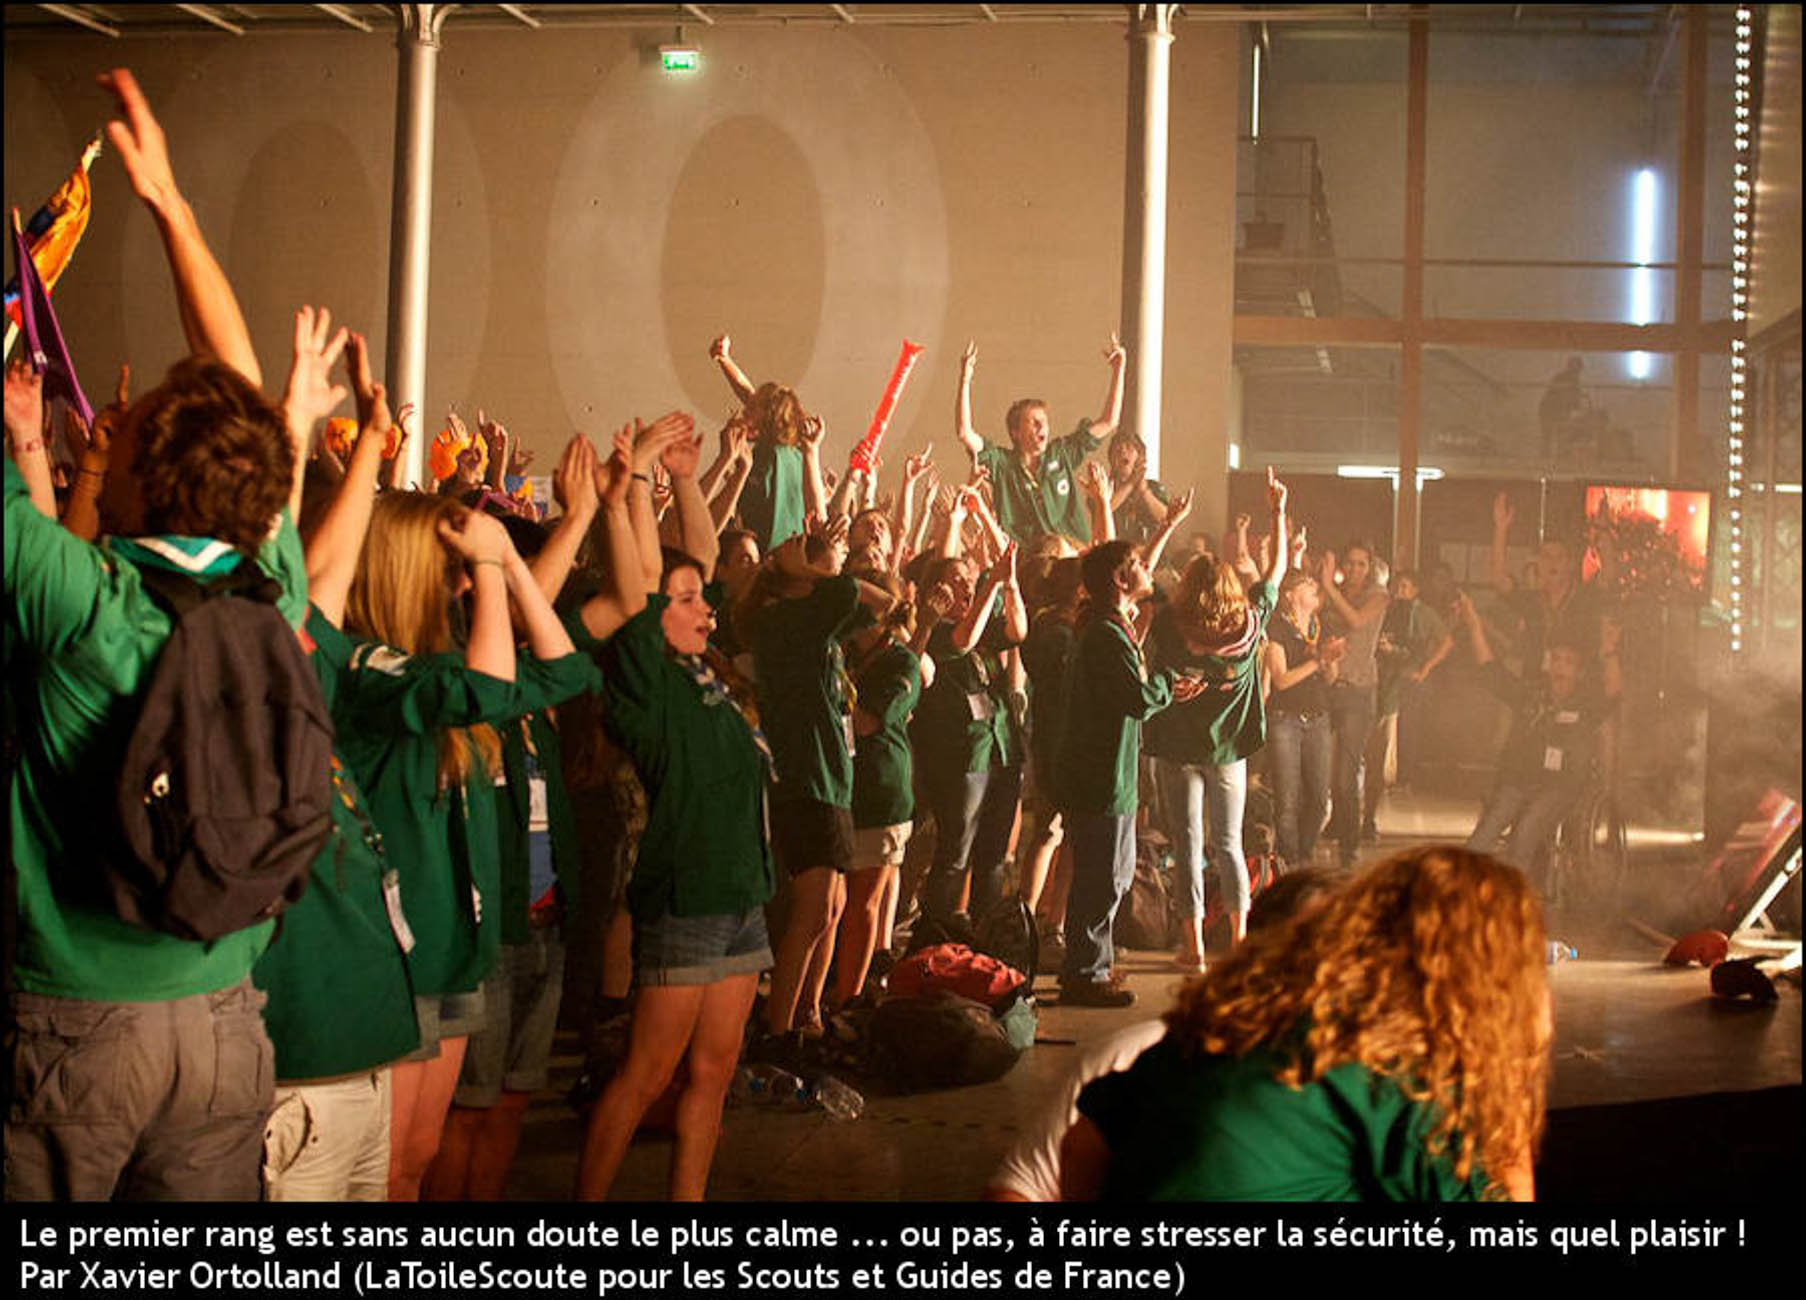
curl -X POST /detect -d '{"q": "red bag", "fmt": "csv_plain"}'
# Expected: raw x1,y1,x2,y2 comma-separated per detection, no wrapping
886,943,1025,1010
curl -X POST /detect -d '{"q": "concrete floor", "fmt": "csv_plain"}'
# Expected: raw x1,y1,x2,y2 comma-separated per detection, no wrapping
506,790,1802,1201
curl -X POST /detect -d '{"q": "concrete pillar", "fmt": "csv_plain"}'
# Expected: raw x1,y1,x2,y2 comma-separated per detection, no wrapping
386,4,452,490
1121,3,1177,478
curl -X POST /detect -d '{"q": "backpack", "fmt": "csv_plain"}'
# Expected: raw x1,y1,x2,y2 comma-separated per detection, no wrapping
972,896,1039,979
109,560,334,942
867,990,1022,1092
886,943,1026,1010
1114,837,1176,950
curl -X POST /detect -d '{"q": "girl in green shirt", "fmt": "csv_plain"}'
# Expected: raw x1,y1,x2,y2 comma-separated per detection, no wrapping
1067,846,1550,1202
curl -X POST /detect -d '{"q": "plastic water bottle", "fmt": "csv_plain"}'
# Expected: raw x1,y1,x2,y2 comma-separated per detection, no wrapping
729,1064,807,1108
810,1074,865,1121
1546,940,1577,965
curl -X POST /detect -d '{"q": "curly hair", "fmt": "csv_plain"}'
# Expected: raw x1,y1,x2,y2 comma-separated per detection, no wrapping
1173,553,1250,640
1164,846,1550,1196
129,357,293,552
747,381,806,448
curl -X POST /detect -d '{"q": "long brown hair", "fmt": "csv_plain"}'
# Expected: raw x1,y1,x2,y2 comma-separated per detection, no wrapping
347,491,502,791
1173,553,1250,641
1165,846,1550,1196
747,381,806,448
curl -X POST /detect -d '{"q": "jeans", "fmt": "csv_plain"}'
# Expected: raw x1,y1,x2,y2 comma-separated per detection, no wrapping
1060,811,1137,985
1153,757,1250,921
920,764,1023,925
1467,782,1581,886
1268,713,1332,868
1328,683,1377,860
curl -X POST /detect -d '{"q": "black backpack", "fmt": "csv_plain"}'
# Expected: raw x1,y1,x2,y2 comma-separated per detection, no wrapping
109,560,334,941
867,990,1022,1092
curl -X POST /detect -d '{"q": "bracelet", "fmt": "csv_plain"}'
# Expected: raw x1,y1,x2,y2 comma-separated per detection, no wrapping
631,472,651,484
78,467,108,479
11,438,45,455
472,557,505,570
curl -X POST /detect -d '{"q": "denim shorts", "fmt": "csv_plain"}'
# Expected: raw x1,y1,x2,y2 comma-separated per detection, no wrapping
403,988,487,1062
633,907,772,987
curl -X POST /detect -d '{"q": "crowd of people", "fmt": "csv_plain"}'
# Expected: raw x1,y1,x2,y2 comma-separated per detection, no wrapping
5,69,1619,1206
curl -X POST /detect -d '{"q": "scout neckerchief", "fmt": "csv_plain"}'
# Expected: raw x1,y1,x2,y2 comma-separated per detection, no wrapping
673,647,776,777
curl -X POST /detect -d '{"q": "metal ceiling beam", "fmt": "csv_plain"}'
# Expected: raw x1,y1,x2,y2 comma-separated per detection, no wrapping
496,4,541,27
36,4,119,36
682,4,715,25
979,3,999,19
173,4,246,35
313,4,374,32
831,4,856,22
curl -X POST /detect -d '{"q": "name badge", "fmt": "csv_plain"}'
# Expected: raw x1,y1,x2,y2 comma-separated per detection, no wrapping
1054,476,1071,496
381,870,416,954
1554,711,1580,725
471,883,484,925
1543,746,1564,773
528,775,549,834
842,712,856,759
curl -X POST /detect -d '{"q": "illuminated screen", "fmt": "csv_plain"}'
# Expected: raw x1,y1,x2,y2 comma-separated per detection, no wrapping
1582,484,1712,598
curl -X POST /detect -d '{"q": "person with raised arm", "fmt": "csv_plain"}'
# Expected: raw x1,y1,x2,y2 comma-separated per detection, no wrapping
574,441,776,1202
1263,570,1343,869
1056,541,1207,1007
1144,470,1287,963
1105,429,1172,548
4,68,306,1202
1315,540,1389,868
708,333,819,550
953,335,1127,545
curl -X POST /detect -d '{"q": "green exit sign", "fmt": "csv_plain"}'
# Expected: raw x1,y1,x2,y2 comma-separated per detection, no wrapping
661,46,700,73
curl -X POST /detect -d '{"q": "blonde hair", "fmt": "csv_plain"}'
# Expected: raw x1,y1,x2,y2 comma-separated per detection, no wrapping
1174,554,1250,640
347,491,502,791
1165,846,1549,1196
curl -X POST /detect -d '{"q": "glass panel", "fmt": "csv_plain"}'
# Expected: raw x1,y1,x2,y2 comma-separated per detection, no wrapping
1233,342,1401,466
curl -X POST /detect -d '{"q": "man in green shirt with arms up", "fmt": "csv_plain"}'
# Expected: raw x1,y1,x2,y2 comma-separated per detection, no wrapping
954,334,1128,545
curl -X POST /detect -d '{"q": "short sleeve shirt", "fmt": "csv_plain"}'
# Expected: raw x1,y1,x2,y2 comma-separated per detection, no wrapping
976,419,1103,543
850,641,922,829
749,574,866,808
1143,579,1278,766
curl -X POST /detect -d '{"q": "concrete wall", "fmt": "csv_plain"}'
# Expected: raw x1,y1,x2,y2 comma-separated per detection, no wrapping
4,19,1241,526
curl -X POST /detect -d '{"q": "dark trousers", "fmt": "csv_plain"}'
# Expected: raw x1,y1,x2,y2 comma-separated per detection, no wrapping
920,764,1023,925
1060,810,1137,986
1269,712,1332,867
1328,682,1377,861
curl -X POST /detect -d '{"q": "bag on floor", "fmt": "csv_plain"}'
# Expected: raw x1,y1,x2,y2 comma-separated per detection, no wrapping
903,909,976,955
994,988,1039,1053
886,942,1025,1010
1114,838,1176,951
867,990,1022,1092
109,560,333,941
972,896,1039,980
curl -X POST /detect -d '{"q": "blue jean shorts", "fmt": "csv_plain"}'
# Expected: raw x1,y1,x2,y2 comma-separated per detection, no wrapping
633,907,772,987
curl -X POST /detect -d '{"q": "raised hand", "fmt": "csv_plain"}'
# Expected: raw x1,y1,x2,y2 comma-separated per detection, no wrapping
1166,486,1195,527
987,540,1019,588
97,69,179,213
800,413,825,451
633,410,695,474
1103,331,1126,369
436,505,511,565
345,331,378,429
1267,466,1288,516
1172,672,1208,703
1078,459,1110,502
596,443,633,511
3,360,44,445
1493,491,1515,534
281,306,350,434
960,340,978,377
904,443,933,484
709,334,731,362
554,434,600,518
662,430,704,480
649,461,673,512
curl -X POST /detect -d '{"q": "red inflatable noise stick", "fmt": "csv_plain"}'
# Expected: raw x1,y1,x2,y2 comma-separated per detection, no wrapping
848,340,925,475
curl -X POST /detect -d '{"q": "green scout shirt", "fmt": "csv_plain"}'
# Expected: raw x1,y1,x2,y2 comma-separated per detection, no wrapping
1078,1034,1490,1202
254,607,419,1080
600,595,775,920
1143,579,1277,767
740,439,806,551
1056,612,1176,816
331,638,599,996
750,573,865,808
976,419,1103,543
1022,611,1077,795
4,458,305,1001
850,640,921,829
911,620,1018,776
494,709,582,945
1116,479,1172,548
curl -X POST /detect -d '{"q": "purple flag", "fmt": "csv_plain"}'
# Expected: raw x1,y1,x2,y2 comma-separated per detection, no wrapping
12,208,93,428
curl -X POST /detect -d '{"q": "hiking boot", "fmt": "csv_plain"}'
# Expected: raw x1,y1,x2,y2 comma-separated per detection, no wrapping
1060,978,1137,1008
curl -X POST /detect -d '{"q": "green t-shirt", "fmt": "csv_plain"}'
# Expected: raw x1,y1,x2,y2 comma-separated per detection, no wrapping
850,640,921,829
332,638,600,996
1115,479,1172,547
4,459,306,1001
600,595,775,920
1078,1035,1490,1202
253,607,420,1081
1143,579,1277,767
749,574,865,808
911,620,1018,776
976,419,1103,543
740,440,806,551
1022,610,1078,794
1056,612,1176,816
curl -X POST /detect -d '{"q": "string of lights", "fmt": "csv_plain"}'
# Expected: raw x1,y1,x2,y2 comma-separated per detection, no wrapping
1725,6,1755,655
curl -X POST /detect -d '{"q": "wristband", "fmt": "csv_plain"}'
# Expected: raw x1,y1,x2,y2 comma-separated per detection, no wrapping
11,438,45,455
631,472,651,484
78,467,107,479
472,557,505,570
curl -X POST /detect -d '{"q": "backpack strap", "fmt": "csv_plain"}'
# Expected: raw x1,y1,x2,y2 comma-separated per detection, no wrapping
135,554,278,619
